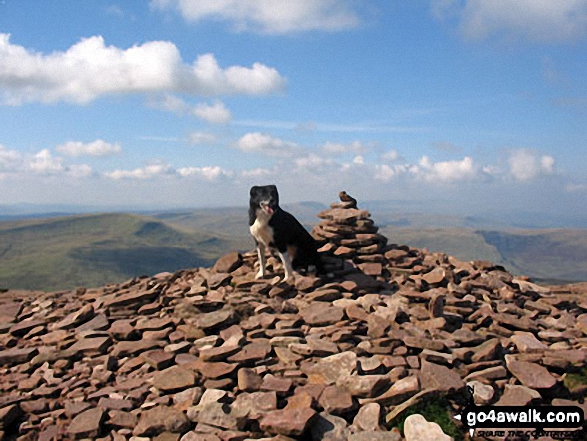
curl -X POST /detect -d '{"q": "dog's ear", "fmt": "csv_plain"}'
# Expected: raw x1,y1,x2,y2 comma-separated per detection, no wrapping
250,186,259,196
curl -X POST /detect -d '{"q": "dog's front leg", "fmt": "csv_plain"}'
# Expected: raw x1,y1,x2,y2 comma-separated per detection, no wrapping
255,243,267,279
278,250,295,283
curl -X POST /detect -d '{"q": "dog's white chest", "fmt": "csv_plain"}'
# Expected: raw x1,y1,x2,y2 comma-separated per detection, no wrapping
250,218,274,247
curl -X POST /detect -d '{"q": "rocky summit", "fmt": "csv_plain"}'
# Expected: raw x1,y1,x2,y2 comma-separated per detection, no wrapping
1,193,586,441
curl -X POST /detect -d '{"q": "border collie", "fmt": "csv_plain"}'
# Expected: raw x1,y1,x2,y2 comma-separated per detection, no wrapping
249,185,322,283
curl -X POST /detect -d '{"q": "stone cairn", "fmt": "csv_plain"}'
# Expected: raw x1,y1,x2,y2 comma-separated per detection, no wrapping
0,193,586,440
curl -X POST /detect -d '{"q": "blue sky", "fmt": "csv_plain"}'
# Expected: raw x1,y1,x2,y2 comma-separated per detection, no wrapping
0,1,586,223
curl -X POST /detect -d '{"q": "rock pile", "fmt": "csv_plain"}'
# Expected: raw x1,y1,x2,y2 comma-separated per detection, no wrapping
0,194,586,441
312,192,388,278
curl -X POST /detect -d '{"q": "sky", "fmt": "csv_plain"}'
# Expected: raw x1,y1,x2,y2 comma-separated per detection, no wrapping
0,0,586,223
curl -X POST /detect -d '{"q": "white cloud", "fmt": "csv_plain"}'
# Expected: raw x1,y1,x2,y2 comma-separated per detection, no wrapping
322,140,367,155
188,131,218,145
508,149,555,181
235,132,300,156
28,149,65,174
375,163,411,182
151,0,360,34
177,165,232,180
0,145,21,171
433,0,587,42
150,94,192,114
381,149,402,162
294,153,334,169
239,167,275,179
67,164,94,178
191,100,232,124
56,140,121,157
0,34,286,105
352,155,365,165
414,155,479,182
105,163,176,180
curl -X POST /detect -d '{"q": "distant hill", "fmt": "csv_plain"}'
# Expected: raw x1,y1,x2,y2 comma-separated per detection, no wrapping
381,227,587,284
1,206,586,291
0,213,248,291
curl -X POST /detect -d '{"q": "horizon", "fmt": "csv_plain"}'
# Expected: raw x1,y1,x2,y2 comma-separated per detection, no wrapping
0,1,586,225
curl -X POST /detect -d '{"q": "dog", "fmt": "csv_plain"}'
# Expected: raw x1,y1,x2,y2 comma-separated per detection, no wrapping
249,185,322,283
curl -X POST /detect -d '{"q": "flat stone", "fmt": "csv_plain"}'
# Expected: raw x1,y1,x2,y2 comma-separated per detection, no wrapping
470,338,501,363
9,319,45,337
304,351,357,385
337,374,390,398
404,413,452,441
299,303,344,326
511,332,548,353
319,385,355,415
260,408,317,436
467,381,495,405
67,407,105,439
0,347,39,365
111,339,162,357
232,391,277,420
108,410,138,428
103,287,160,308
362,375,420,406
68,336,112,355
353,402,381,431
420,360,465,392
53,304,94,330
187,402,241,431
495,384,541,406
228,341,272,363
153,366,197,392
140,349,175,370
213,252,243,273
506,359,557,389
238,368,263,392
134,406,190,436
195,308,235,330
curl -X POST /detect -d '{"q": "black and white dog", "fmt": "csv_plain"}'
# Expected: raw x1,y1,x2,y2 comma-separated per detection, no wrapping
249,185,322,283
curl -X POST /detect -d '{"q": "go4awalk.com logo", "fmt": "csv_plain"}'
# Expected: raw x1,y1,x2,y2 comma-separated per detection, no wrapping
454,405,585,439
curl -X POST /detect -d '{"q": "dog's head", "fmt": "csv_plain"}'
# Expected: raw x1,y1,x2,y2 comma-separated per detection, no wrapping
250,185,279,217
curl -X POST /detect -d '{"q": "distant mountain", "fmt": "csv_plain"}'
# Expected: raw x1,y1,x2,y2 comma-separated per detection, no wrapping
1,207,586,291
381,227,587,284
0,213,249,291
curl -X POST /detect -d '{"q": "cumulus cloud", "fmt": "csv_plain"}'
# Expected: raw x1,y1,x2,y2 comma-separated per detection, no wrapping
380,149,402,162
432,0,587,42
0,146,94,178
177,165,232,180
105,163,176,180
0,34,286,105
294,153,335,170
508,149,555,181
191,100,232,124
151,0,360,34
414,155,479,182
56,140,121,157
235,132,301,156
105,161,232,181
375,163,412,182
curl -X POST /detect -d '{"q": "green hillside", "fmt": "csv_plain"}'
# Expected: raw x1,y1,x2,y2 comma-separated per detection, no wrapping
381,227,587,283
0,213,246,291
1,210,586,292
